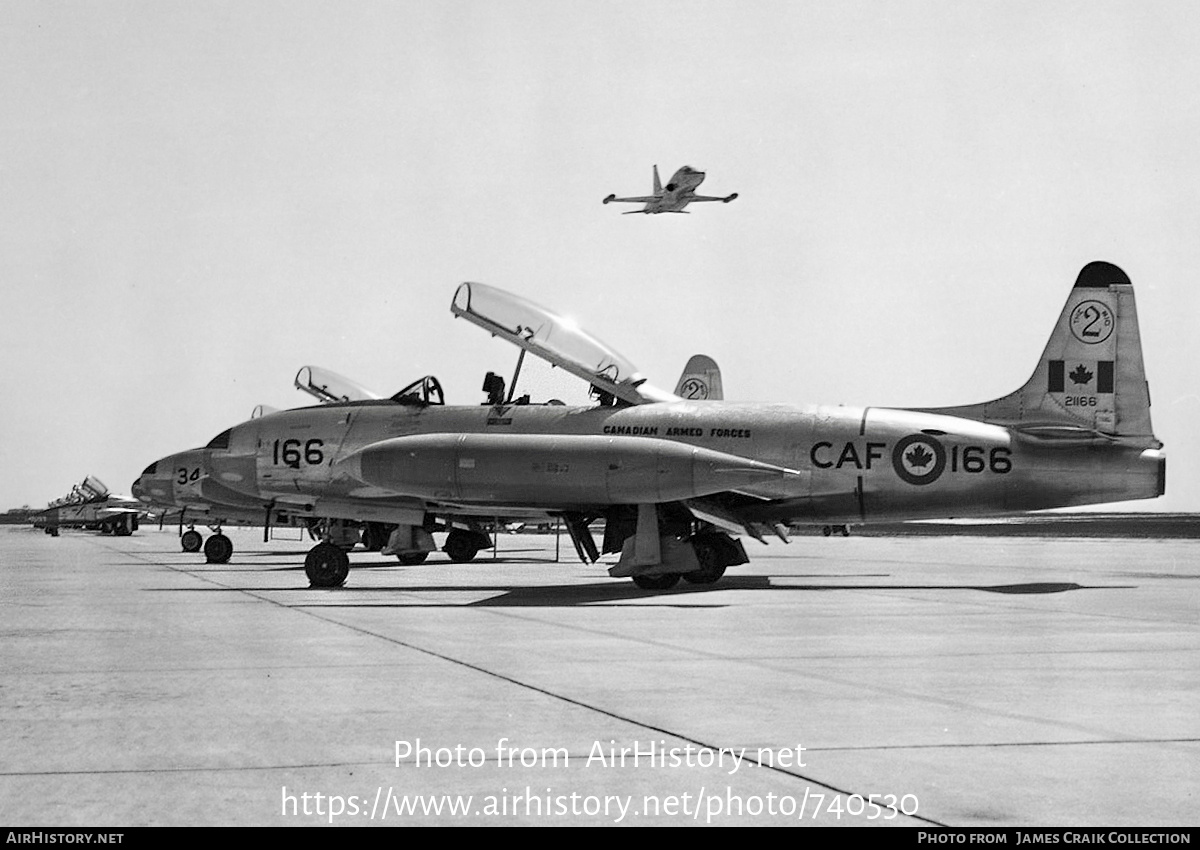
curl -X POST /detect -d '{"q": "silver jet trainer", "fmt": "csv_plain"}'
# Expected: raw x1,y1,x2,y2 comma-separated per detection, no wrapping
134,261,1163,590
603,165,738,214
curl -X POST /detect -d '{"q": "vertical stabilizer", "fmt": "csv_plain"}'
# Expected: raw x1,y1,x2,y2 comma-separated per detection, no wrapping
919,262,1159,447
652,164,662,195
674,355,724,401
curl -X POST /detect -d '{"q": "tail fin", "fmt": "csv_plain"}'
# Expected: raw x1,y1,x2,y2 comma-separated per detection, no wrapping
652,164,662,195
921,261,1159,448
674,354,724,400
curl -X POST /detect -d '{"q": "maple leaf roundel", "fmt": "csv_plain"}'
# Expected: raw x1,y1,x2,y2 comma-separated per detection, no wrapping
892,434,947,486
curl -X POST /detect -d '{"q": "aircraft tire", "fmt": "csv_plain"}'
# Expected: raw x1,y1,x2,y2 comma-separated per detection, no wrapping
396,551,429,565
683,538,727,585
841,525,850,537
181,529,203,552
632,573,680,591
306,542,349,588
204,533,234,564
443,530,480,563
822,525,832,537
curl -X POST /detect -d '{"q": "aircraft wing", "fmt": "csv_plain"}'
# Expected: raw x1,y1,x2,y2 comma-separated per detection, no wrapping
687,194,738,203
95,505,142,518
603,195,658,204
451,282,679,405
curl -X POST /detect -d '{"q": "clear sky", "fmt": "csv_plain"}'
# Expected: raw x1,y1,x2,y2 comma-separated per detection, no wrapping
2,1,1197,511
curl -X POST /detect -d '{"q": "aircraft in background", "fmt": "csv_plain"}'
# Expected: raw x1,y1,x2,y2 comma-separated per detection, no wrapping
34,476,143,537
133,366,394,562
603,165,737,214
134,262,1164,590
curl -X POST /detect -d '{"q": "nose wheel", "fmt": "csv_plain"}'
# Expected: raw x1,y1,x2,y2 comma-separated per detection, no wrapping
181,529,203,552
306,542,349,588
204,533,233,564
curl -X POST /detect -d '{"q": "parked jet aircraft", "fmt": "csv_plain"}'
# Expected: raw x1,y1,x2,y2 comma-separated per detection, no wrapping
135,261,1163,590
603,165,737,214
136,359,724,564
34,476,142,537
133,366,391,561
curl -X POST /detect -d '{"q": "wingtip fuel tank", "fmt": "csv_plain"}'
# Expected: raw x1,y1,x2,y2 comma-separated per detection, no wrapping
337,433,801,505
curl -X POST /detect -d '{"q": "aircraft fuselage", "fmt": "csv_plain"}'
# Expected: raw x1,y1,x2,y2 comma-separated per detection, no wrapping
180,400,1162,527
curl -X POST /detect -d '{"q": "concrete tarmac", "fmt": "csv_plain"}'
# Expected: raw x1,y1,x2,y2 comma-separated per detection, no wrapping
1,524,1196,827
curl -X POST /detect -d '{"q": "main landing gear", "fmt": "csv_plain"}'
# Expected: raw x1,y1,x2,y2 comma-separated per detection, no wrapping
628,532,736,590
822,524,851,537
443,528,491,563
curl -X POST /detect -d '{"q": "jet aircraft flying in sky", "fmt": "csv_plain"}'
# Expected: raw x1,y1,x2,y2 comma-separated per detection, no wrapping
134,261,1164,590
603,165,738,214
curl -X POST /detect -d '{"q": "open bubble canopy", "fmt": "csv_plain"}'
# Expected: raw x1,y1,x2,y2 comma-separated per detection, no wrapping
451,282,677,406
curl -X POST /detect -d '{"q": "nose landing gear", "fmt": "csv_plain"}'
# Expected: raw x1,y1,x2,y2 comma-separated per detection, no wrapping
204,532,234,564
181,528,203,552
305,541,350,588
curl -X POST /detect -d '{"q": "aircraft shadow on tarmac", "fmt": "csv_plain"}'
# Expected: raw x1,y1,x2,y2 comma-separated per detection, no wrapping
283,578,1116,608
137,557,1127,607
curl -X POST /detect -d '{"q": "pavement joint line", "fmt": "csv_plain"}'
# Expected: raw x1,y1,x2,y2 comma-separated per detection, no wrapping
26,737,1187,778
812,737,1200,752
0,762,372,777
461,607,1189,749
112,540,948,826
116,540,1192,763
